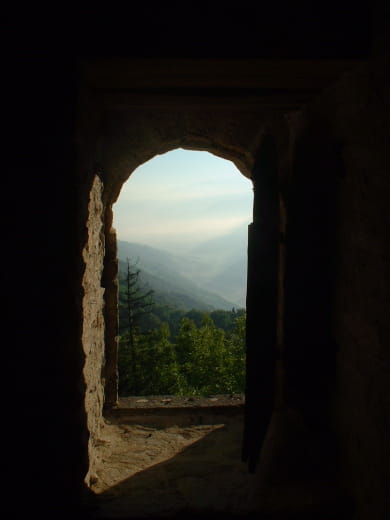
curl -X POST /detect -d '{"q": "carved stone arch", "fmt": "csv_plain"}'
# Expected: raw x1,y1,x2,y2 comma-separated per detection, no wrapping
98,118,263,408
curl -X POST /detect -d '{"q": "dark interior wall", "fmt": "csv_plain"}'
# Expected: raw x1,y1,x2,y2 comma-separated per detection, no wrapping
284,56,390,518
327,63,389,519
243,135,280,473
4,59,91,516
283,121,341,452
3,2,373,60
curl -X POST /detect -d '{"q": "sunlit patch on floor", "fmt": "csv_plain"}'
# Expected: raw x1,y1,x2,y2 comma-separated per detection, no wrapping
92,420,226,494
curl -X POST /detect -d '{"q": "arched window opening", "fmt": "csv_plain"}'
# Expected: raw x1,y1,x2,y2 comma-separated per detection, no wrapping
113,148,253,399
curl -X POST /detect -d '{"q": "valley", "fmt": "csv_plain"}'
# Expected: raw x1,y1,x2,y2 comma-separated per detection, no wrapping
117,224,248,311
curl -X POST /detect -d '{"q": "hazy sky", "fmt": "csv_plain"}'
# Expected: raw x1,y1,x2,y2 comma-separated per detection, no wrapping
113,149,253,250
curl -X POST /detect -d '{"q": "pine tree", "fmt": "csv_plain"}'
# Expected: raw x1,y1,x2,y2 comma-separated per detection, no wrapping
120,258,154,394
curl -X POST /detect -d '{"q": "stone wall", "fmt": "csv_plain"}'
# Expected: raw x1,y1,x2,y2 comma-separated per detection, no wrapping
82,174,106,485
99,107,264,205
289,57,390,519
98,107,271,413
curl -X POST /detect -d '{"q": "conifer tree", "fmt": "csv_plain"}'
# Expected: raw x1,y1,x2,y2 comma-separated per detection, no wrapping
120,258,154,394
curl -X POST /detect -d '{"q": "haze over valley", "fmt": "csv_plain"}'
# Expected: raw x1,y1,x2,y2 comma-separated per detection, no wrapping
118,221,248,310
114,149,253,310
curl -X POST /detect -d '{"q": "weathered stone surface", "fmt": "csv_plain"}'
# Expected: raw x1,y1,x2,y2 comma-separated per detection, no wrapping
88,402,353,519
91,414,252,518
82,174,106,485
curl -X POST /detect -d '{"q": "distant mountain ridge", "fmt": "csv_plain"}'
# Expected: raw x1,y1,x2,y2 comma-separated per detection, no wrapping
186,225,248,306
118,242,237,311
117,228,248,310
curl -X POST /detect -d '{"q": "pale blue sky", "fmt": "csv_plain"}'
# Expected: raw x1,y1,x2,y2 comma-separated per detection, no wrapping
113,148,253,251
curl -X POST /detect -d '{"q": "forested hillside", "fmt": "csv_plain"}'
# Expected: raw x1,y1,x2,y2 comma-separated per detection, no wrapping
118,257,235,314
117,256,246,397
118,228,248,308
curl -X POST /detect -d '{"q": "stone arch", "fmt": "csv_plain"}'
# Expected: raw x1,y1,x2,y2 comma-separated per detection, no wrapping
100,137,258,410
101,128,257,208
79,99,289,482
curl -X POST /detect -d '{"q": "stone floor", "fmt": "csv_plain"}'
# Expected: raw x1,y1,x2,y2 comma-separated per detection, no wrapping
89,396,258,518
87,396,353,519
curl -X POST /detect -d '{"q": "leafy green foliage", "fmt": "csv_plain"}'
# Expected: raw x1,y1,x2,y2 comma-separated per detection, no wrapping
118,258,246,397
118,310,246,397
